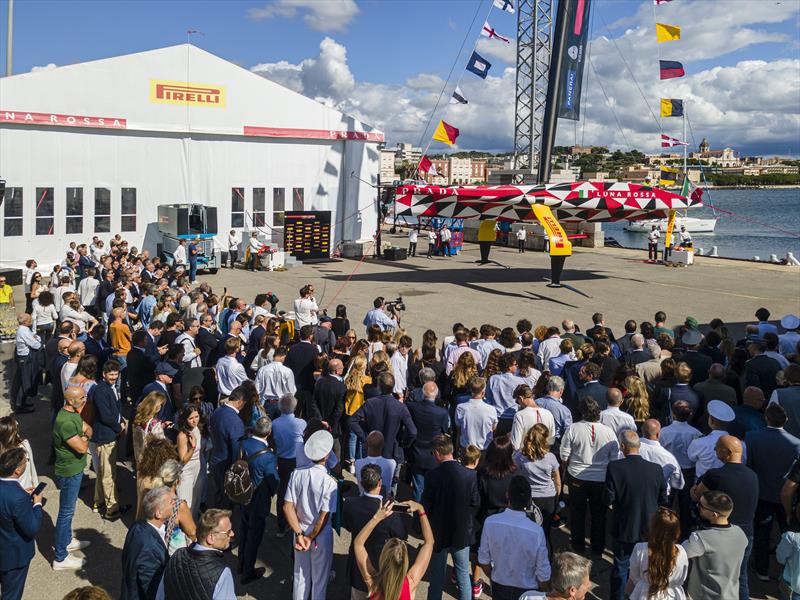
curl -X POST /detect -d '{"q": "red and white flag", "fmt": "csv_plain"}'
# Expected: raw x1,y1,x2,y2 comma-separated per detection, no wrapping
653,0,673,4
661,134,688,148
418,155,438,176
481,21,511,44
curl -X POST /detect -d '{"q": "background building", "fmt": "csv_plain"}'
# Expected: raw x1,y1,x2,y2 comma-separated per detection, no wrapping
0,44,381,267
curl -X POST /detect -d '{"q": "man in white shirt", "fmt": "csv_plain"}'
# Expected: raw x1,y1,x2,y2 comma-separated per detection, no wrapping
255,347,296,418
479,476,551,598
639,419,685,496
471,324,504,370
390,337,412,399
173,239,187,266
426,229,437,259
175,318,202,369
678,226,692,247
455,377,498,450
247,232,262,271
599,388,637,436
440,226,452,257
510,385,556,449
407,228,418,257
647,225,661,261
227,229,240,268
687,400,740,479
516,226,527,253
779,314,800,357
354,431,396,499
77,268,100,316
60,341,85,392
537,327,564,372
215,338,249,398
293,284,319,329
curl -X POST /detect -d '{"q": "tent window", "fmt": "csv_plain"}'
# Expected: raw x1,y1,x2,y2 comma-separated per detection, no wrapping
292,187,304,211
3,187,23,237
121,188,136,232
232,187,245,228
66,188,83,234
95,187,111,233
253,188,265,227
35,187,54,235
273,188,285,227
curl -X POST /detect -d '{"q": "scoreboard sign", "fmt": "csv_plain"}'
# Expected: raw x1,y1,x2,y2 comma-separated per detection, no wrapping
283,211,331,260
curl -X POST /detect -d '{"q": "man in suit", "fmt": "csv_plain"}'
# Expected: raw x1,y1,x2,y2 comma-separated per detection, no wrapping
310,358,346,461
144,321,166,364
120,486,172,600
138,362,178,423
196,313,222,367
313,316,337,356
349,372,417,467
284,325,320,414
343,464,407,600
573,362,608,419
586,312,616,342
423,434,479,600
604,430,667,600
0,448,44,600
625,334,651,368
407,382,449,501
244,314,267,375
45,321,76,372
209,386,246,508
675,329,713,388
127,329,155,404
745,341,782,400
238,417,279,584
615,320,637,356
745,403,800,581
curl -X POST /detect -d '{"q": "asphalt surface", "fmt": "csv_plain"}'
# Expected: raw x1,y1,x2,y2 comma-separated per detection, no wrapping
3,233,798,599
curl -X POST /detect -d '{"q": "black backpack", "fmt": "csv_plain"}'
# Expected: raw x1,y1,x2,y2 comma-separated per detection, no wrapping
223,443,270,505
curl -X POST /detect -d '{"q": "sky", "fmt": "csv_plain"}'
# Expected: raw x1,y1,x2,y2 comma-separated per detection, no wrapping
2,0,799,156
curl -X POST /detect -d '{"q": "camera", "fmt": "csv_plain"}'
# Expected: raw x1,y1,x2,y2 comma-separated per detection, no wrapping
385,296,406,313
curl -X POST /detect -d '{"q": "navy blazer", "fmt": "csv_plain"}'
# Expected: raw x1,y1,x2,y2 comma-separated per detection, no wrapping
746,426,800,503
120,520,169,600
349,394,417,463
90,380,122,444
0,479,43,572
604,455,667,544
209,404,246,470
572,381,609,420
126,346,155,402
311,375,346,436
406,400,450,474
676,350,713,388
285,341,319,394
196,327,222,367
422,460,479,551
139,381,175,423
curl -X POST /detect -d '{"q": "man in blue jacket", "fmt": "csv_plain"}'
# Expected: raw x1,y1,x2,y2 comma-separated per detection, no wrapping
0,448,44,600
89,359,130,520
121,486,172,600
138,362,178,423
238,416,279,584
209,385,247,507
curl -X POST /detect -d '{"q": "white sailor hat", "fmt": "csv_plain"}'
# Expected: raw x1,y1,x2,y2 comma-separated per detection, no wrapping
781,314,800,330
682,329,703,346
707,400,735,422
304,430,334,462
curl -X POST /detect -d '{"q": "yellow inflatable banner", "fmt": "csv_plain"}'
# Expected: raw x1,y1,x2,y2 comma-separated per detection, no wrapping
531,204,572,257
477,219,497,242
664,209,677,249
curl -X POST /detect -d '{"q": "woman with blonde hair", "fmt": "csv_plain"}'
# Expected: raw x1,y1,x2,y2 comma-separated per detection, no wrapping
482,348,505,380
354,500,434,600
135,437,179,518
449,351,478,407
626,507,688,599
623,375,650,430
345,355,372,469
513,423,561,542
370,350,393,376
132,391,168,463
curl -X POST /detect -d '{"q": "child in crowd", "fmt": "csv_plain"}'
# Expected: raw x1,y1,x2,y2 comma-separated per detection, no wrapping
460,444,481,469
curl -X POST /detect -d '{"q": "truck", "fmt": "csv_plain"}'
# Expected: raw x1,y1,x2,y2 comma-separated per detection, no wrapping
157,204,220,273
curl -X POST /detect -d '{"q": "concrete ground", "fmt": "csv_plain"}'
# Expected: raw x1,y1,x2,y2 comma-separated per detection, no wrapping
3,232,798,599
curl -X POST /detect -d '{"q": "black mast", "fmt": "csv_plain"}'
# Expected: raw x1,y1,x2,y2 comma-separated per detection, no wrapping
537,0,573,287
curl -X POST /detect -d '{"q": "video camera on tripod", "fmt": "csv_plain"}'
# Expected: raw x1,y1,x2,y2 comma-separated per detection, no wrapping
385,296,406,314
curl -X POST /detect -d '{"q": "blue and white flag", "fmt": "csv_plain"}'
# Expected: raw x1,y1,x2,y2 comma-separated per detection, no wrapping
466,51,491,79
493,0,515,13
449,85,468,105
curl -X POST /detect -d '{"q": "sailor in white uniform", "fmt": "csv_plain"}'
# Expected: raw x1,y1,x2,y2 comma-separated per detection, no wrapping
679,226,693,247
686,400,744,479
284,430,338,600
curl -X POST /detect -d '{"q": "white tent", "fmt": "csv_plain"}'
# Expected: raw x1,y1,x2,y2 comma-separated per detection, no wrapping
0,44,381,267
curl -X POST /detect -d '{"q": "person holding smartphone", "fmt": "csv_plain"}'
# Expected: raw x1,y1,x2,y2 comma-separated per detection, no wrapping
354,498,434,600
0,447,44,600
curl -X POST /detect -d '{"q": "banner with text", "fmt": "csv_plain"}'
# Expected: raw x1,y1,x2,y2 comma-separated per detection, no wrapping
557,0,593,121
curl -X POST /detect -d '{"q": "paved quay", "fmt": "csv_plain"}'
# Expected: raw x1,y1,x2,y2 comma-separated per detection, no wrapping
2,234,797,599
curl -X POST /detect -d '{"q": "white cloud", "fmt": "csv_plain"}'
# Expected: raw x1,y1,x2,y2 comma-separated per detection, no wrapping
250,0,800,155
31,63,57,72
247,0,359,33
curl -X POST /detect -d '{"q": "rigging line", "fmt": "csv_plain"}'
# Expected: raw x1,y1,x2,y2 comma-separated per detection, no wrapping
597,9,661,132
414,0,487,151
588,57,631,150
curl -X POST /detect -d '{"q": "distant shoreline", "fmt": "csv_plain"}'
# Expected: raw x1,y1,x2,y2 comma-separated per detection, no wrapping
702,185,800,190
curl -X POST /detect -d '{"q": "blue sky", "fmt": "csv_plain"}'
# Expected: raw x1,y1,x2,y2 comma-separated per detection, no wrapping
2,0,799,155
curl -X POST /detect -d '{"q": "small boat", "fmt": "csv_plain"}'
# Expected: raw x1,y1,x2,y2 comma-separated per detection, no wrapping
624,216,717,233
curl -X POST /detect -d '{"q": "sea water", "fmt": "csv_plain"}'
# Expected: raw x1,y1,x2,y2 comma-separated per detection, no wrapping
604,188,800,260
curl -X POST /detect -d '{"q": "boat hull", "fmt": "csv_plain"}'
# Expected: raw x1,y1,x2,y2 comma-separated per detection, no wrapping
624,217,717,233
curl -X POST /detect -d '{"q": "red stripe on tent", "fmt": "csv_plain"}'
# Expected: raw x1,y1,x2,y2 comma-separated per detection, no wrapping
243,126,384,142
1,110,126,129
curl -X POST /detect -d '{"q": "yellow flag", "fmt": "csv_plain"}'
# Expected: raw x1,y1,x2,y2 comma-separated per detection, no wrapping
656,22,681,42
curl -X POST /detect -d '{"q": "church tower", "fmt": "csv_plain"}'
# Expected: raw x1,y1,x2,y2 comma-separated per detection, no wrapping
699,138,710,154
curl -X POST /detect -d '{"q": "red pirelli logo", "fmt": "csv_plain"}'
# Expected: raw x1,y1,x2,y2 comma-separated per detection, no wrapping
150,79,226,107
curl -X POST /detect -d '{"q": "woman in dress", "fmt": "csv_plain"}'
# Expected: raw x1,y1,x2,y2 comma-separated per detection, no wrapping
626,507,688,599
175,405,204,518
157,459,198,556
132,391,168,463
332,304,350,339
0,416,38,490
29,271,45,304
513,423,561,545
367,324,384,362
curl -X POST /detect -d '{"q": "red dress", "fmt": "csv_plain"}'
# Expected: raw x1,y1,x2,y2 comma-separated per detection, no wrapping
370,577,411,600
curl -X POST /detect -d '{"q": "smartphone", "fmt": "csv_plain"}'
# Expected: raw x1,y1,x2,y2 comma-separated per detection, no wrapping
31,482,47,497
391,503,410,513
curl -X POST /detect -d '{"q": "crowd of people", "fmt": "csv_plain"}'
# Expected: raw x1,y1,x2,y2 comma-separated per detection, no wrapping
2,233,800,600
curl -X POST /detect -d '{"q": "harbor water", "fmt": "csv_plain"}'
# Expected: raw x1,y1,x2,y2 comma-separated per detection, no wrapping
604,188,800,260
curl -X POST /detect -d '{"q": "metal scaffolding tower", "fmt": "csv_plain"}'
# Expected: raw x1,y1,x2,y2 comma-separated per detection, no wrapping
512,0,553,174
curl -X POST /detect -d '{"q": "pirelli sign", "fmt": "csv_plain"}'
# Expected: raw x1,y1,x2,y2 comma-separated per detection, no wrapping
150,80,226,107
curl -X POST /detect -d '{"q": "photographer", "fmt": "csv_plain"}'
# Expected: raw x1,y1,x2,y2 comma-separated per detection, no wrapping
293,284,319,329
362,297,399,334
